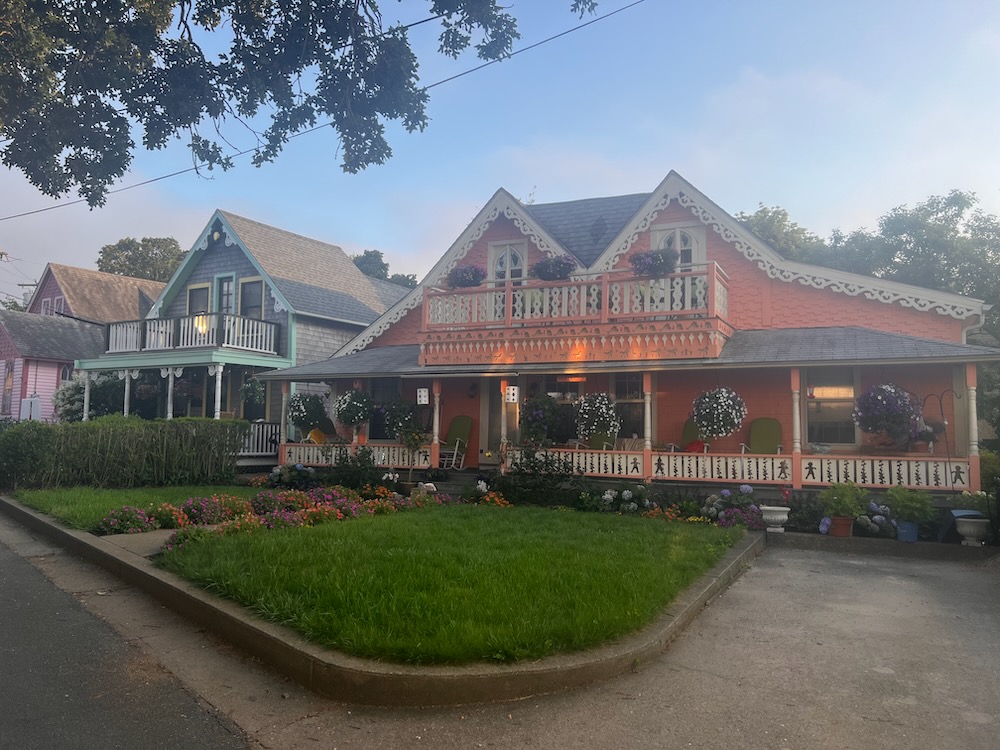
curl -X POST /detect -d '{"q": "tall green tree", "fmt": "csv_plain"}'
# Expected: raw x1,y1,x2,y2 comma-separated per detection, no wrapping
1,1,597,207
1,297,26,311
736,204,828,261
97,236,185,282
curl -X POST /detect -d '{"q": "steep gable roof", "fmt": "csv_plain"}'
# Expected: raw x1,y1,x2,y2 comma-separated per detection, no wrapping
0,309,106,360
522,193,649,267
205,211,409,325
40,264,165,323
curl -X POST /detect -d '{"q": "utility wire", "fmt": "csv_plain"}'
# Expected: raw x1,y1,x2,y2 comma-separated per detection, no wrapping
0,1,646,223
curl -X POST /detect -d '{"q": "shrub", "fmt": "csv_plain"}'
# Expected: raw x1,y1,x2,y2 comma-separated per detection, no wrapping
492,450,590,506
268,463,319,490
178,495,233,525
313,447,382,489
0,420,53,489
884,485,936,523
979,448,1000,498
148,502,190,529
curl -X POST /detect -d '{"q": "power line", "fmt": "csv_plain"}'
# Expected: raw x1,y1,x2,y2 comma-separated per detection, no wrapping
0,1,645,223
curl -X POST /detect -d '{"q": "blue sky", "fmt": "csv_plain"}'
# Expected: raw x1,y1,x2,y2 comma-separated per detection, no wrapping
2,0,999,305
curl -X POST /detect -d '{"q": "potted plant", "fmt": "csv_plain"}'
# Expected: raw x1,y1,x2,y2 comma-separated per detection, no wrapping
759,487,792,533
575,392,621,443
530,255,576,281
818,481,867,537
446,263,487,289
629,247,679,277
956,490,994,546
691,387,747,439
852,383,921,451
884,485,935,542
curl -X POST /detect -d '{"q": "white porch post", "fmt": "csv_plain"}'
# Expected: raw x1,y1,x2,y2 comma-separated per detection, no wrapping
791,368,802,454
208,364,224,419
968,381,980,456
643,387,652,451
82,372,91,422
118,369,137,415
161,367,182,420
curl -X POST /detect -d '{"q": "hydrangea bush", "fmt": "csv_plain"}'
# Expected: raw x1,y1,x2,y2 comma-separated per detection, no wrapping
691,387,747,438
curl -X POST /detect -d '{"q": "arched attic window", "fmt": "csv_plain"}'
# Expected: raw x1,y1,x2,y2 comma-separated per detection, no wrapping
652,225,706,267
490,241,525,285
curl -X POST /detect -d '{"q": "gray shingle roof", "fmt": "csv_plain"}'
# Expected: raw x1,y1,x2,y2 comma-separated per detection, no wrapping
218,211,409,324
0,310,106,361
522,193,650,267
259,327,1000,382
44,264,165,323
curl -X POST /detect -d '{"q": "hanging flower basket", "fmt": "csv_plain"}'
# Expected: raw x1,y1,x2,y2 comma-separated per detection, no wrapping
446,263,487,288
530,255,576,281
240,377,265,405
691,387,747,438
629,248,679,277
333,389,373,428
852,383,921,442
288,392,328,431
575,393,621,441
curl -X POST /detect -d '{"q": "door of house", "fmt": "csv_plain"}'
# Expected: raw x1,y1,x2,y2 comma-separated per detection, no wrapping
479,378,516,467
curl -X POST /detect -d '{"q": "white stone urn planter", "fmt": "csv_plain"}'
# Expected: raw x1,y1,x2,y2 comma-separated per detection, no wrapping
759,505,791,533
955,517,991,547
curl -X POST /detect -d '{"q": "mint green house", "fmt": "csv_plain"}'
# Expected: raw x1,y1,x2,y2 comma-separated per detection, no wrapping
75,210,408,458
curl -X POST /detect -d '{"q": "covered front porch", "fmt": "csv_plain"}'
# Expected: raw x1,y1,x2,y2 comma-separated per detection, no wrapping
266,331,990,492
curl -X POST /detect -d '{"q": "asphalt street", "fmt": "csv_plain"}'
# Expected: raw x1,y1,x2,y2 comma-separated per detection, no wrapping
0,534,249,750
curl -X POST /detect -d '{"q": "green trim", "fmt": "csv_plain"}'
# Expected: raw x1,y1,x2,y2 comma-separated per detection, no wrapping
76,350,292,371
288,312,297,366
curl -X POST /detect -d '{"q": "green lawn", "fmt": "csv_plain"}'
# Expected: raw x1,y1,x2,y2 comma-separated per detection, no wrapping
15,485,260,531
158,504,742,665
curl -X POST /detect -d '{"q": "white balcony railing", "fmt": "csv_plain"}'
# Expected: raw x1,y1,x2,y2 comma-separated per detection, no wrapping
425,264,728,329
107,313,279,355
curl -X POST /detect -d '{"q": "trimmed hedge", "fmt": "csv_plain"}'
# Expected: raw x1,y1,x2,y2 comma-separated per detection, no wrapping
0,416,249,489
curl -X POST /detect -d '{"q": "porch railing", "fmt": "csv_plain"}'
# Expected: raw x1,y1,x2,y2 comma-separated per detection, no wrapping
425,263,729,329
799,455,970,491
281,442,431,471
240,422,281,458
107,313,279,355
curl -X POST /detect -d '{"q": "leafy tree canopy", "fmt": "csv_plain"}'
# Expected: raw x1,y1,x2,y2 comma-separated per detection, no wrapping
352,249,418,288
736,204,828,261
1,297,26,311
1,1,597,207
97,236,185,281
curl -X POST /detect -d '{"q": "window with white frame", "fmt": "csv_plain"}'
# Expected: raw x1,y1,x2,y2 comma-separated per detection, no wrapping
651,224,705,266
805,368,857,446
489,241,525,285
60,364,74,384
40,298,51,315
54,296,64,315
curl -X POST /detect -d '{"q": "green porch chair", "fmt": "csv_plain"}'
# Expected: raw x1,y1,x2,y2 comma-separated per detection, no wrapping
666,418,710,453
740,418,783,454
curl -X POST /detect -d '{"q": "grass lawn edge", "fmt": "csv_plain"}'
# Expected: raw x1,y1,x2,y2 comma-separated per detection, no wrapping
0,494,765,707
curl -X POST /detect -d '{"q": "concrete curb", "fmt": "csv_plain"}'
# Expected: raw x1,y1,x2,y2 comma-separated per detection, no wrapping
0,496,764,707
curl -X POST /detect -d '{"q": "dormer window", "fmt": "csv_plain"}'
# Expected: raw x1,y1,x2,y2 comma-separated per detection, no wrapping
651,224,705,267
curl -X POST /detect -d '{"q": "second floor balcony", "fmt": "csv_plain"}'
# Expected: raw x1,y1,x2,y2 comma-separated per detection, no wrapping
420,263,732,365
107,313,280,356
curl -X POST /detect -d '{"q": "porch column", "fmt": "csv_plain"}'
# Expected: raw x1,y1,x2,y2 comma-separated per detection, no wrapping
643,371,653,481
431,379,441,469
118,369,138,416
208,364,224,419
161,367,182,420
967,364,981,491
499,378,509,446
82,371,91,422
279,382,289,450
790,368,803,489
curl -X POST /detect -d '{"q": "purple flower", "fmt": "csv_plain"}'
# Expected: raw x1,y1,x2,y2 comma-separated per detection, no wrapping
819,517,832,534
721,489,732,498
